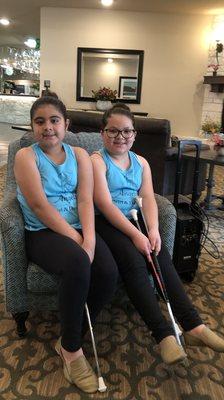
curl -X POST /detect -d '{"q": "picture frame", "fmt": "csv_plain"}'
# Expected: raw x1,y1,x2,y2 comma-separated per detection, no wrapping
118,76,138,100
15,84,25,94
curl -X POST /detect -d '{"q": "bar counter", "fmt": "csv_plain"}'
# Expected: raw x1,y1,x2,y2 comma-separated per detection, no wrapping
0,95,37,124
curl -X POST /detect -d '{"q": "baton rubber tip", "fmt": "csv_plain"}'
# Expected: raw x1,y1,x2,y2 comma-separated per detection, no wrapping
98,377,107,392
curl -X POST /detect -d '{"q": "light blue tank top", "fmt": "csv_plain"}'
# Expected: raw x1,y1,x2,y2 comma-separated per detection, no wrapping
100,148,143,218
17,143,81,230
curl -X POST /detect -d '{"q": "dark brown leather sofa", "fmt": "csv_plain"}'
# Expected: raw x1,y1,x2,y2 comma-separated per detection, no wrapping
67,110,206,196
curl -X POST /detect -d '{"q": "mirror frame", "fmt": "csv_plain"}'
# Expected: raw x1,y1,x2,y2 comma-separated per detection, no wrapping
76,47,144,104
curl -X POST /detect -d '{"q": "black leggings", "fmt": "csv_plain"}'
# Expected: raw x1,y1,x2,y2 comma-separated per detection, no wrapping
95,215,203,343
25,229,118,352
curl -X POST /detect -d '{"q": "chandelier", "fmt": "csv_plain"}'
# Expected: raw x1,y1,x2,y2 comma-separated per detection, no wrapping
0,46,40,75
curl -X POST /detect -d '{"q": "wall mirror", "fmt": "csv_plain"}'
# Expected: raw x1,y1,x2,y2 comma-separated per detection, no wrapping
76,47,144,104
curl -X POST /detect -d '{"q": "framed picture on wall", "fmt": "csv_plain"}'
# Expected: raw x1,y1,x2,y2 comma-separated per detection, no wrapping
118,76,138,100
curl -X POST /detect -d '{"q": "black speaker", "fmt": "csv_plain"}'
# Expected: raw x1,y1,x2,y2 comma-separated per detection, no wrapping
173,203,203,281
172,140,204,282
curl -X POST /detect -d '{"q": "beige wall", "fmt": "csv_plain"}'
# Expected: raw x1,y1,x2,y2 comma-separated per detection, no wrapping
40,7,212,136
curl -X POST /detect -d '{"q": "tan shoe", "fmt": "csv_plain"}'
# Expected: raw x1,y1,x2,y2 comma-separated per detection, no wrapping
55,337,98,393
160,336,187,365
184,327,224,352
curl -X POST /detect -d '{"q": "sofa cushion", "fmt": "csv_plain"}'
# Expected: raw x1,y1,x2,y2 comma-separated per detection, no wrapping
64,132,103,154
27,262,58,293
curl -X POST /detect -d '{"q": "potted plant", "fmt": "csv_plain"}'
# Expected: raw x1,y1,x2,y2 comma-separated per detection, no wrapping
201,119,221,137
208,63,219,76
3,80,14,94
31,82,40,96
92,86,117,111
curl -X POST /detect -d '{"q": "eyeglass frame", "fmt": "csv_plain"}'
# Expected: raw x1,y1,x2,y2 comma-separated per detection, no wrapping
103,128,137,139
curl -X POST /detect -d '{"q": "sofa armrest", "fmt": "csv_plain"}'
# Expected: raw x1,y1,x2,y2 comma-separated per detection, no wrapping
155,194,176,257
0,192,28,313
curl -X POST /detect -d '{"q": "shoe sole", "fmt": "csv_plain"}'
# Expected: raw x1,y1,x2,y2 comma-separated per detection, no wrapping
164,354,188,366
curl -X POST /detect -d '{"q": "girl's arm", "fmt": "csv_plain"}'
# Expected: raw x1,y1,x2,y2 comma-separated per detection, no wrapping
138,156,161,254
14,147,83,245
75,147,95,263
91,154,152,258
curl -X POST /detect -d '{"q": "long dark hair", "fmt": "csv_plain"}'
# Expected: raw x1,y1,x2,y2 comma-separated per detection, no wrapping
102,103,135,129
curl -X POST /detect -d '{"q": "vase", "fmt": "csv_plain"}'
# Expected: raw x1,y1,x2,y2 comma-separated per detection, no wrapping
213,71,217,76
96,100,112,111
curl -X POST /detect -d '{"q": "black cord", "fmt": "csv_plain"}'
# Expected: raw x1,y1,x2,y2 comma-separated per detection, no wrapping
200,233,220,259
162,199,219,260
189,202,220,260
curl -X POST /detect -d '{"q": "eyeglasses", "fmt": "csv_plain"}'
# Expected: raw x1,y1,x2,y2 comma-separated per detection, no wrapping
104,128,136,139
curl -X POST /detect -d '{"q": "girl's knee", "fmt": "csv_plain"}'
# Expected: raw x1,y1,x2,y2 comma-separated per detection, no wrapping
62,246,91,282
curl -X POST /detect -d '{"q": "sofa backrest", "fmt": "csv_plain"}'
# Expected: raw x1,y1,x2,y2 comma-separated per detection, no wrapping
67,110,171,194
67,110,171,146
9,109,171,194
19,131,103,154
7,131,103,186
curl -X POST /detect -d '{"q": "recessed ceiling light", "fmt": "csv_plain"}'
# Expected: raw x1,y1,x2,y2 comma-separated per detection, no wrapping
101,0,113,6
0,18,10,26
24,38,37,48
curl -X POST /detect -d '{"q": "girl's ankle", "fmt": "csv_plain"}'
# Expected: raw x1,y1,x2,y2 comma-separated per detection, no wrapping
61,346,84,363
187,324,205,336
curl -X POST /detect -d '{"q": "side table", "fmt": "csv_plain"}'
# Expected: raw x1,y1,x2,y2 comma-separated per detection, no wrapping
183,148,224,210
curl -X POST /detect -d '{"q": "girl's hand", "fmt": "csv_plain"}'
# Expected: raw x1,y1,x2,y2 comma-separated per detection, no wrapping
131,231,152,260
148,228,161,255
81,241,95,263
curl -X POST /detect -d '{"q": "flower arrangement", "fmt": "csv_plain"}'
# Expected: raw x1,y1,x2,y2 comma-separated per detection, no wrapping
208,63,219,72
92,87,117,101
201,119,221,135
213,133,224,147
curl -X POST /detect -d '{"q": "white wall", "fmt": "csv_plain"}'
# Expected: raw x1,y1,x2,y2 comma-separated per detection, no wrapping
40,7,212,136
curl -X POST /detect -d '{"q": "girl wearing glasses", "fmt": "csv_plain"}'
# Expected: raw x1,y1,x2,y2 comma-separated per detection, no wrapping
91,103,224,365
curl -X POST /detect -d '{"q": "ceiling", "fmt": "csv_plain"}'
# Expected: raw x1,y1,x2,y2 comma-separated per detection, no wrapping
0,0,224,47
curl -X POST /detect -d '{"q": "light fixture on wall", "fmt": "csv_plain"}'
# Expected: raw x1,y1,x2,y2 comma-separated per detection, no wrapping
107,58,113,63
211,16,224,64
0,18,10,26
216,40,223,63
101,0,113,6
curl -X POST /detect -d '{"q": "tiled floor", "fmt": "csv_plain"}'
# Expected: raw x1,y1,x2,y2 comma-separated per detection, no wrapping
0,123,24,166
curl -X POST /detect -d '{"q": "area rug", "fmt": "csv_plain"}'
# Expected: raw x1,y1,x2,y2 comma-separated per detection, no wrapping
0,165,224,400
